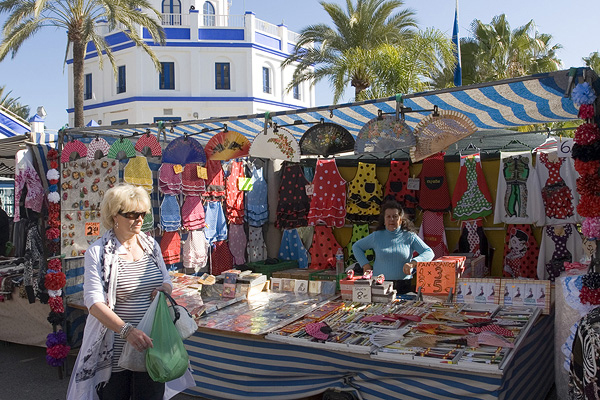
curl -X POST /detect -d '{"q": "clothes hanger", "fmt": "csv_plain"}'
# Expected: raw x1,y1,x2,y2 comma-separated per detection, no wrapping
499,139,531,151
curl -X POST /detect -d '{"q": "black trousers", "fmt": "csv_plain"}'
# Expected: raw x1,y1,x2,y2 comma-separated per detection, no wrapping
96,370,165,400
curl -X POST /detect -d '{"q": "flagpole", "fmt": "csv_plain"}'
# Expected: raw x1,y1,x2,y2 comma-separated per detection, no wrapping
452,0,462,87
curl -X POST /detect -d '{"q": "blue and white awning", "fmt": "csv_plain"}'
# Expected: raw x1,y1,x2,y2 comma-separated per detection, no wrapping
0,107,29,138
64,69,589,145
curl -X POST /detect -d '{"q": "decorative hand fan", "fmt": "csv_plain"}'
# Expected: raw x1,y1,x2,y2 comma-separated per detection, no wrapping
355,115,414,153
61,140,88,162
162,136,206,165
205,130,250,160
249,126,301,162
299,122,355,157
86,137,110,161
135,133,162,157
410,110,477,162
107,138,136,160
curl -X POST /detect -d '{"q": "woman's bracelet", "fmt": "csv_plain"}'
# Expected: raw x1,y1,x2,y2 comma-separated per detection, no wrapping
119,322,133,339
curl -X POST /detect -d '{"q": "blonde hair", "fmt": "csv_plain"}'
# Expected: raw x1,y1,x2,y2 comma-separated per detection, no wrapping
100,183,151,230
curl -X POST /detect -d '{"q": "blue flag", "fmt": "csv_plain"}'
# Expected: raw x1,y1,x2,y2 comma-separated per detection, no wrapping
452,1,462,87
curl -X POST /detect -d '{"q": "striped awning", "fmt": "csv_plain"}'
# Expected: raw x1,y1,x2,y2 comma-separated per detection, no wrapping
63,69,590,146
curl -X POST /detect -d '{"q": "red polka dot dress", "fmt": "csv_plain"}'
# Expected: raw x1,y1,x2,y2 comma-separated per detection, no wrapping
211,240,234,276
502,224,539,279
384,160,417,217
538,152,575,222
307,159,347,228
309,225,342,270
276,164,311,229
225,160,245,225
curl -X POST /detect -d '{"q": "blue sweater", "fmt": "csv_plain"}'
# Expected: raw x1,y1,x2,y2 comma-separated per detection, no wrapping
352,228,434,280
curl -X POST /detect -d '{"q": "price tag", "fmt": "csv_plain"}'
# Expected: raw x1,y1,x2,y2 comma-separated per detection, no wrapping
353,285,372,303
305,184,314,196
85,222,100,236
173,164,183,174
407,178,420,191
557,139,574,157
197,166,207,179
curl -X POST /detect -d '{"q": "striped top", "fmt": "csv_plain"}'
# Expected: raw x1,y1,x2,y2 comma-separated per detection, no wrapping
112,253,163,371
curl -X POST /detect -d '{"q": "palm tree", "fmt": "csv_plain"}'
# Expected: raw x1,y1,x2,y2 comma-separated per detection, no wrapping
0,85,29,120
0,0,166,127
583,52,600,74
283,0,417,103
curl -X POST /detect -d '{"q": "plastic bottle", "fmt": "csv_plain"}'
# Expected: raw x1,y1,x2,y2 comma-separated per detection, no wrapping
335,248,344,275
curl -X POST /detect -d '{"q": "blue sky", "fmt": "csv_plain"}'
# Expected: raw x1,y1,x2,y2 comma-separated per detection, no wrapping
0,0,598,130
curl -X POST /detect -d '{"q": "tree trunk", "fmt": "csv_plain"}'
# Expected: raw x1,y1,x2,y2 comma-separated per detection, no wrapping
72,40,86,128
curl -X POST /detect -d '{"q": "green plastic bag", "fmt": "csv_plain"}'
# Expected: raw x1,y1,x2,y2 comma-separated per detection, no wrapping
146,292,190,382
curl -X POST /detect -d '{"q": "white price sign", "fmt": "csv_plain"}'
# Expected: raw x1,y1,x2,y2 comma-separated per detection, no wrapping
407,178,420,191
352,285,372,303
557,139,575,157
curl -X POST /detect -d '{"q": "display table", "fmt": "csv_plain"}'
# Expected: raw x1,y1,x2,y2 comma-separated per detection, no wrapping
183,313,553,400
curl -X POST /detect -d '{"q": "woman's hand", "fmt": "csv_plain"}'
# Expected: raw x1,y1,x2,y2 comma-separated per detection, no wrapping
362,264,372,272
126,327,153,352
403,261,417,275
151,283,172,300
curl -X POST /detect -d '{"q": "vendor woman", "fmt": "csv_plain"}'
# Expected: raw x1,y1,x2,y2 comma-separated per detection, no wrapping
352,200,434,293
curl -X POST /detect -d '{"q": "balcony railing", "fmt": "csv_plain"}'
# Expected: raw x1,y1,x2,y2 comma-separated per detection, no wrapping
162,13,190,26
287,30,301,43
255,18,278,36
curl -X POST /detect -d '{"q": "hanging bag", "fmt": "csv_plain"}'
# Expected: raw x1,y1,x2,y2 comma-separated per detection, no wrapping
164,292,198,340
146,292,190,382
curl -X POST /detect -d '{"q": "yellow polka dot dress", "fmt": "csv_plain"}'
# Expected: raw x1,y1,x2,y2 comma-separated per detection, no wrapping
346,162,383,223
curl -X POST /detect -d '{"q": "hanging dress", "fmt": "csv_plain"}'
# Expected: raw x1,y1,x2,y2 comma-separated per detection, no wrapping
276,164,311,229
502,224,539,278
418,211,449,259
158,163,182,195
182,230,209,273
204,201,228,245
181,196,206,230
14,151,44,222
457,219,489,259
211,241,234,276
246,164,269,227
278,229,309,269
159,195,181,232
203,159,226,202
384,160,417,219
537,151,578,224
346,162,383,224
537,224,583,281
452,154,493,220
418,152,451,212
181,163,206,197
346,224,374,267
309,225,342,270
228,223,247,266
247,226,267,262
307,159,347,228
225,160,245,225
160,231,181,265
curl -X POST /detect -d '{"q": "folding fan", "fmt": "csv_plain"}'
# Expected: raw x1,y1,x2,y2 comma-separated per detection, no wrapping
205,129,250,160
299,122,355,157
410,110,477,162
249,126,301,162
355,115,414,154
107,138,136,160
61,139,88,162
162,136,207,165
86,137,110,161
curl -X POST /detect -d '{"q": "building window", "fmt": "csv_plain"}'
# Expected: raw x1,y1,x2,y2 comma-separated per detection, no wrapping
111,119,128,125
262,67,271,94
159,62,175,90
215,62,230,90
203,1,215,26
117,65,126,94
153,117,182,123
293,84,301,100
162,0,181,25
84,73,92,100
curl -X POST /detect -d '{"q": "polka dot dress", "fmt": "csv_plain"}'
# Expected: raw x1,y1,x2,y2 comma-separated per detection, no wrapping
307,159,347,228
276,164,311,229
418,211,449,259
539,152,575,220
346,224,374,266
544,224,573,281
346,162,383,223
384,160,417,218
279,229,309,269
225,160,245,225
247,226,267,263
309,225,342,270
228,223,247,266
211,240,234,276
502,224,539,279
452,155,493,220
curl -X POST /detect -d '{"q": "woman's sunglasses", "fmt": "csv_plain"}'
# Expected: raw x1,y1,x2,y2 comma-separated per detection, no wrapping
118,211,147,220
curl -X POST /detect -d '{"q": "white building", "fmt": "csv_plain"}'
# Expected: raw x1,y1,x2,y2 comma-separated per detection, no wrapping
67,0,314,126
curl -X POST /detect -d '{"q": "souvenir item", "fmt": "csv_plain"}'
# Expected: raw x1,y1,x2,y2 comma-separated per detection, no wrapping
160,195,181,232
181,196,206,230
228,224,247,266
182,230,209,273
107,138,136,160
61,139,88,162
307,159,346,228
418,211,449,259
203,160,226,201
158,163,182,195
418,152,451,212
204,201,228,245
246,164,269,226
211,240,234,276
162,136,206,165
249,126,301,162
279,229,309,269
536,150,579,225
181,162,205,196
355,115,414,154
457,219,489,259
299,123,355,157
410,110,477,162
134,133,162,156
160,231,181,264
309,225,342,270
537,224,583,281
86,137,110,161
276,164,311,229
225,160,245,224
346,224,374,267
205,129,250,160
503,224,539,278
14,150,44,222
247,226,267,263
123,156,153,192
452,153,493,220
346,162,383,224
384,160,417,219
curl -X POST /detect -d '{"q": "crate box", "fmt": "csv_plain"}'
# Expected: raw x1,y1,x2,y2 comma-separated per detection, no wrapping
247,260,299,279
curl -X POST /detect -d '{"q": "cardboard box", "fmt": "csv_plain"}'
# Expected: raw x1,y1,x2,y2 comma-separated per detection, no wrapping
272,268,301,279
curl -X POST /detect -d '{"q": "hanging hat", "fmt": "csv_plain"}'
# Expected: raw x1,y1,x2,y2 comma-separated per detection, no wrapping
135,133,162,157
410,110,477,162
299,123,355,157
107,137,136,160
61,140,88,163
355,115,414,154
162,136,206,165
86,137,111,161
205,129,251,160
249,126,301,162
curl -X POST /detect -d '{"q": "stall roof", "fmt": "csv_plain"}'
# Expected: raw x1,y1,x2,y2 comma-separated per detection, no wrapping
64,68,593,145
0,106,29,138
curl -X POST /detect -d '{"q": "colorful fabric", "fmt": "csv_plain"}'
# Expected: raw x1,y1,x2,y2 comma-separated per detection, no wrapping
158,163,182,195
226,160,245,225
86,137,110,161
457,219,489,259
211,240,234,276
537,224,583,281
107,138,136,160
384,160,417,219
307,159,347,228
569,306,600,399
418,211,449,259
346,224,374,267
181,196,206,230
247,226,267,263
181,163,205,196
418,152,451,212
123,156,153,190
162,136,206,165
61,139,88,162
503,224,539,278
182,230,209,273
279,229,309,269
538,151,576,223
134,133,162,156
228,223,247,266
246,164,269,227
160,231,181,264
160,195,181,232
204,201,228,244
452,154,493,220
203,160,226,201
346,162,383,223
14,151,44,222
309,225,342,270
276,164,311,229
